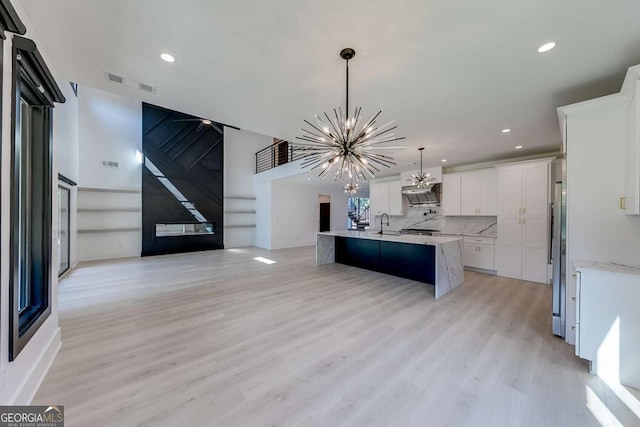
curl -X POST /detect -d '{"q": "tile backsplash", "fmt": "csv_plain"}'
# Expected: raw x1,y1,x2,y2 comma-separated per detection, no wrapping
371,207,497,237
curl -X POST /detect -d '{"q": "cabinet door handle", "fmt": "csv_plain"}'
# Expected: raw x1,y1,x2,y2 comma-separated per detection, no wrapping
523,207,526,214
518,218,522,224
519,208,522,214
620,197,626,209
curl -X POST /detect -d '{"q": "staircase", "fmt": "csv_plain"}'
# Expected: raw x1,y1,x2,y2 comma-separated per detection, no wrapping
348,200,370,230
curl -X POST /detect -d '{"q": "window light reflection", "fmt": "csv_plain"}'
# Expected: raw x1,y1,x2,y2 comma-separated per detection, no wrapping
253,257,276,265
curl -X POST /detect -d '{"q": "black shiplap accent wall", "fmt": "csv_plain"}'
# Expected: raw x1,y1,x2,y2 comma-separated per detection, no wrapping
142,103,224,256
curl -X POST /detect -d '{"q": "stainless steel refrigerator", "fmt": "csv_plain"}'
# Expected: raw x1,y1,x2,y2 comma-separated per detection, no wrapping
551,178,567,337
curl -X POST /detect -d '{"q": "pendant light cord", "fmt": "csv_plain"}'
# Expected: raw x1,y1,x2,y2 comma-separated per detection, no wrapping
345,58,349,120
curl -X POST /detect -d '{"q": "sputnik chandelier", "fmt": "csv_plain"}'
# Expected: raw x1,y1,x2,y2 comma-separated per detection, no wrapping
411,147,435,188
297,48,405,181
344,182,360,195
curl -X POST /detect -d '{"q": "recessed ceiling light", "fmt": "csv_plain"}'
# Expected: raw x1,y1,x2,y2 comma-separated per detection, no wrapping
537,42,556,53
515,145,523,149
160,53,176,63
202,119,212,125
502,128,512,133
441,159,447,163
307,177,311,180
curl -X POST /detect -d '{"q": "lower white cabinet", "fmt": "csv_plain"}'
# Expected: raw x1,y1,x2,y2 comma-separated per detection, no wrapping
461,236,495,270
574,263,640,389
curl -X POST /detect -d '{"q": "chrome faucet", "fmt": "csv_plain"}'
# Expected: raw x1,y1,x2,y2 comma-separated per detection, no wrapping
379,213,389,235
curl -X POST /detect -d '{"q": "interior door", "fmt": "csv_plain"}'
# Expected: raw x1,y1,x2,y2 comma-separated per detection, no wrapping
319,202,331,232
57,185,70,276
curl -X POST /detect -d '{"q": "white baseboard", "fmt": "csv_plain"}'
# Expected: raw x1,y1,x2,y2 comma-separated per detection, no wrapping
14,327,62,404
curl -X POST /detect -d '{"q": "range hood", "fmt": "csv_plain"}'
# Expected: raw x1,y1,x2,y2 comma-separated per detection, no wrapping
401,184,440,207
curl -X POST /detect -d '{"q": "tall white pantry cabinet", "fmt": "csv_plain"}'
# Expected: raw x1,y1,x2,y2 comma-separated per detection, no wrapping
496,159,553,284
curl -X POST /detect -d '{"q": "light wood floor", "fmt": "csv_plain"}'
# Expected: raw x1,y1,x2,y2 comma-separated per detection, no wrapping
34,246,640,427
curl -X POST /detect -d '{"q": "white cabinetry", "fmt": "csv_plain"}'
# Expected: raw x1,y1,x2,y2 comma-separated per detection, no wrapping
370,179,403,216
462,236,495,270
461,169,497,216
496,159,552,284
624,68,640,215
574,263,640,389
442,173,461,215
443,169,497,216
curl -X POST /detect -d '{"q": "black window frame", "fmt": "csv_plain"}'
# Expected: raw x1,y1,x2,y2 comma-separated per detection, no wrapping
9,35,64,361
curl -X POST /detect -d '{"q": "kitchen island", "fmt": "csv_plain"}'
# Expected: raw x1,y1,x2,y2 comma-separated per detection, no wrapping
317,231,464,298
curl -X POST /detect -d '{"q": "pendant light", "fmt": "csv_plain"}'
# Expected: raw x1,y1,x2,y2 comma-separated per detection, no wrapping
344,182,359,195
297,48,405,181
411,147,434,188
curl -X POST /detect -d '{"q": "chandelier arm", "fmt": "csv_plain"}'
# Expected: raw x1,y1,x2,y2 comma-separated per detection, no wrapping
324,112,342,138
334,108,347,141
303,120,333,139
361,125,399,141
352,110,383,142
295,137,335,146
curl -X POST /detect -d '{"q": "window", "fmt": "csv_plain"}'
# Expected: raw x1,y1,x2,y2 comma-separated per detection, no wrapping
9,36,65,360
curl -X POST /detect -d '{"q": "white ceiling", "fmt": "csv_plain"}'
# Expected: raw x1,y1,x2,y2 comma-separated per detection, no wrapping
20,0,640,172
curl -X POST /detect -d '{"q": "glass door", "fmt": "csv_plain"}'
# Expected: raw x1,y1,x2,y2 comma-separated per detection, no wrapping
58,185,70,276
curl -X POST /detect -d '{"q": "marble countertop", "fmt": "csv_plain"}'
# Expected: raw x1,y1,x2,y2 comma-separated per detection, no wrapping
574,260,640,276
432,231,497,238
317,231,463,246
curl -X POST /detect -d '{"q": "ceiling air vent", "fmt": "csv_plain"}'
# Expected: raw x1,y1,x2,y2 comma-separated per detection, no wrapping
104,71,124,85
138,82,156,94
103,70,157,95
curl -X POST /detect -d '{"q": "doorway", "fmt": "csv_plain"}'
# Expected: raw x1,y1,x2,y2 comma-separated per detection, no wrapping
319,195,331,232
57,185,70,276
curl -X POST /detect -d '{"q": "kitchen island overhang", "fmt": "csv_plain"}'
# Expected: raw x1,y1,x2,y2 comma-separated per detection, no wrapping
316,231,464,299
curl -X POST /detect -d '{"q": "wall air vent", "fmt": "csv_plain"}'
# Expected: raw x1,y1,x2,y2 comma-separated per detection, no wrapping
102,160,120,168
103,70,157,95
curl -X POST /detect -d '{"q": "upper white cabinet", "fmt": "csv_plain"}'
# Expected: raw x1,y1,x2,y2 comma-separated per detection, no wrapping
442,173,461,215
496,159,552,284
443,169,497,216
370,179,403,216
461,168,497,216
624,69,640,215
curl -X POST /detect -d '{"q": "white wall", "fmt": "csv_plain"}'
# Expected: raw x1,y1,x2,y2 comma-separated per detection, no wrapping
563,95,640,344
76,86,143,261
78,86,142,190
223,128,271,247
54,81,80,268
270,179,349,249
0,0,68,404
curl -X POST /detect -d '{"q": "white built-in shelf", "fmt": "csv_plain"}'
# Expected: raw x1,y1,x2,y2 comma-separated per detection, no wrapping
78,208,142,213
224,196,256,200
78,187,141,194
78,227,142,234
